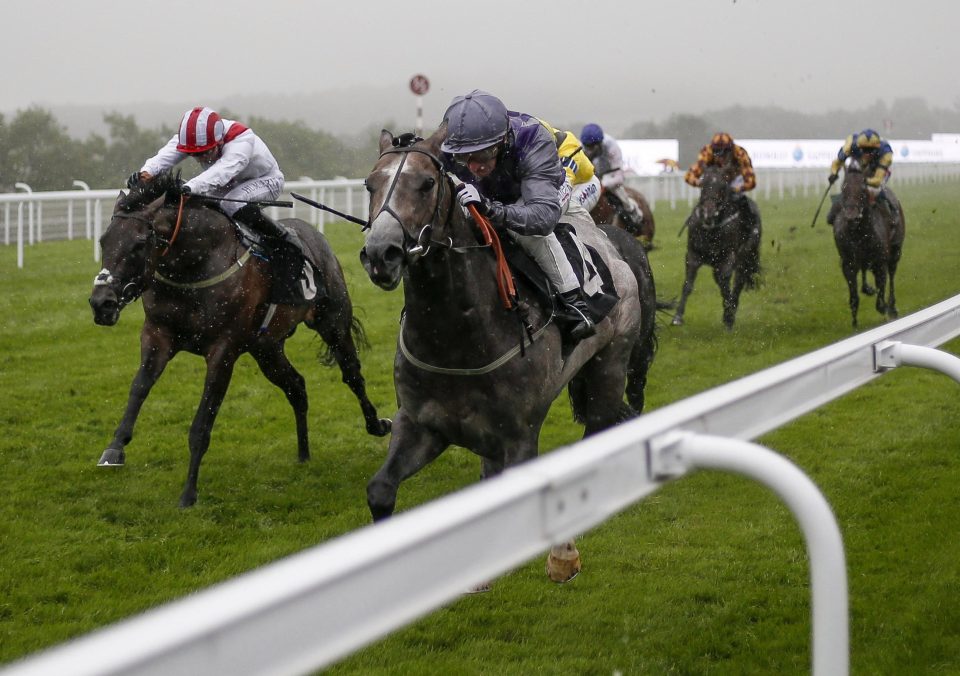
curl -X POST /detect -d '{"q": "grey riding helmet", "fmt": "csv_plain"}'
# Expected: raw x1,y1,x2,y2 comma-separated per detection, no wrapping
440,90,509,154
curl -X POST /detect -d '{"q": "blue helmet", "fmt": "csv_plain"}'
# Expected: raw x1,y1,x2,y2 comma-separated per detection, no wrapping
581,123,604,145
440,90,509,154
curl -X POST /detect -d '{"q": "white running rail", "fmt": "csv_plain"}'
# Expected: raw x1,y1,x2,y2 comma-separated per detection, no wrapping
2,296,960,676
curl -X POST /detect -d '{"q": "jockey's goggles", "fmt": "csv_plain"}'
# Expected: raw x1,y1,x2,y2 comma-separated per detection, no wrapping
453,144,500,165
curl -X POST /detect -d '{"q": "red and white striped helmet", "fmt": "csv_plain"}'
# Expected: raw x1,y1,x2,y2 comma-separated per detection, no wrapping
176,107,224,153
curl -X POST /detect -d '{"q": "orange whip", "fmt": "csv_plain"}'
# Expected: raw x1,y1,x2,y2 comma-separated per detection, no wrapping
464,200,516,309
162,194,187,256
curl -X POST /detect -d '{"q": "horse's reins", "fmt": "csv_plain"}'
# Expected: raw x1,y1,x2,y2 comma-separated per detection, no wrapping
161,194,188,256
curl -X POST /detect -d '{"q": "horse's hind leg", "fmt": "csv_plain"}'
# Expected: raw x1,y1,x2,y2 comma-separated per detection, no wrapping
568,352,636,437
860,269,876,296
312,301,391,437
100,331,175,466
250,344,310,462
180,348,239,508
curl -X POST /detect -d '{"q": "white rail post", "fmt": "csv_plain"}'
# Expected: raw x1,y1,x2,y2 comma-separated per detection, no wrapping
15,183,33,248
874,340,960,384
650,431,849,676
72,181,91,241
94,200,103,263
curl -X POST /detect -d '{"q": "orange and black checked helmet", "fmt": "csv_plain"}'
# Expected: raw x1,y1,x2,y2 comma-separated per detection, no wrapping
710,132,734,154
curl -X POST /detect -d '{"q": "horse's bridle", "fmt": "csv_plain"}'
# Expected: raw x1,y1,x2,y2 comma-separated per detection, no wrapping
372,142,463,257
92,211,159,309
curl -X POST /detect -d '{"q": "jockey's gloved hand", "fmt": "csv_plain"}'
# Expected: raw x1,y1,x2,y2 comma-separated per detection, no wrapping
126,171,141,189
828,173,838,185
175,183,192,197
456,183,488,216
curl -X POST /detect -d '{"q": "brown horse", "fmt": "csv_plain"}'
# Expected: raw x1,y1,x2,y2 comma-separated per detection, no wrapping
832,160,905,327
88,174,390,507
359,127,658,583
671,166,761,329
590,185,656,248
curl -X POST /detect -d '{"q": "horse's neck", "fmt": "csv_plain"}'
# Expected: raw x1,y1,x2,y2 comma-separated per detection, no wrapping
402,216,518,346
153,208,238,271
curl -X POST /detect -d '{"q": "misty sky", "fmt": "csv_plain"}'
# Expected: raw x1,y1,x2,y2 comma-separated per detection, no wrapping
4,0,958,134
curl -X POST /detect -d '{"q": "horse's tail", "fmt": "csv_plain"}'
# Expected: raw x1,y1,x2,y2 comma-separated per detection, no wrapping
316,312,371,367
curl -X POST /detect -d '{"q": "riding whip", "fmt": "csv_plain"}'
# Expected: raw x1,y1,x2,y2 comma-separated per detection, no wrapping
810,183,833,228
290,192,367,227
198,195,293,209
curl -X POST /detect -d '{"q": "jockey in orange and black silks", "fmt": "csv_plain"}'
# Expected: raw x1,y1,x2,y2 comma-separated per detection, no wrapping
685,132,757,193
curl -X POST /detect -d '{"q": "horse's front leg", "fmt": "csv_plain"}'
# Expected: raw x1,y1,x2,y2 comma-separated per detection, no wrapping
840,258,860,328
180,346,239,508
860,268,876,296
872,263,889,318
250,344,310,462
366,409,446,521
671,253,701,326
99,328,175,466
713,262,736,330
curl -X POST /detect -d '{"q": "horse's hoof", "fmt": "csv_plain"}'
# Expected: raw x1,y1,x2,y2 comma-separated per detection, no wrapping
671,316,683,326
465,581,492,594
97,447,125,466
368,418,392,437
546,543,582,583
862,285,876,296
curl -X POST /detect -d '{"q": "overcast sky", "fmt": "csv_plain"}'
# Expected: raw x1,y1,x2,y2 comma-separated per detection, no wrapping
4,0,958,135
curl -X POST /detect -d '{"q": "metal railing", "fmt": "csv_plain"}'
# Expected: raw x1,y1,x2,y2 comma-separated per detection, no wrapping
6,164,960,269
4,293,960,676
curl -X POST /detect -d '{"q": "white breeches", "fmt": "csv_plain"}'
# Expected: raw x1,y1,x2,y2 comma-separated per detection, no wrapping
217,176,285,216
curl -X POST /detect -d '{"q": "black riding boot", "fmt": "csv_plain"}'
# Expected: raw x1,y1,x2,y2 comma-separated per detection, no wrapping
557,289,596,342
234,204,289,241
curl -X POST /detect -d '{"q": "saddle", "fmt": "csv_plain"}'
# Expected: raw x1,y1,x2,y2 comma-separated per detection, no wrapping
233,221,323,306
500,222,619,327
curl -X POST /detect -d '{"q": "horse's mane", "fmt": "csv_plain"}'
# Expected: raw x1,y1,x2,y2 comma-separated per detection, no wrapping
120,169,183,212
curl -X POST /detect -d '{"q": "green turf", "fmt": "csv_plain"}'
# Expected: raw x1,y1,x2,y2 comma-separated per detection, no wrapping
1,179,959,673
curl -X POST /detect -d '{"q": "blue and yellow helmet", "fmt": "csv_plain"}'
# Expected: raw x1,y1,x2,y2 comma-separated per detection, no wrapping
855,129,882,149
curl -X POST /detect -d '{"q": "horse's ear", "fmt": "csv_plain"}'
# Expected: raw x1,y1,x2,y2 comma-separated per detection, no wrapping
423,121,448,155
114,191,127,214
379,130,394,154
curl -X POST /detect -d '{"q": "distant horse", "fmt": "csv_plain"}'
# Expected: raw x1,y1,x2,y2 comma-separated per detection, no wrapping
590,185,656,248
89,174,390,507
832,160,905,327
671,166,761,329
360,126,658,582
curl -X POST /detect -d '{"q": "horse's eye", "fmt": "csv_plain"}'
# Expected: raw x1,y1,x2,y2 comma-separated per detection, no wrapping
420,177,436,192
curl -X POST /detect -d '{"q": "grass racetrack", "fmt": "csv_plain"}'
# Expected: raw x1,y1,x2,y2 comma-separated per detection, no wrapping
1,178,959,674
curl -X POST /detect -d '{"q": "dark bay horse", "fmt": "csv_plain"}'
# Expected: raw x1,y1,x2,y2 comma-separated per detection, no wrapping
359,126,657,582
832,160,905,327
671,166,761,329
590,184,656,249
89,176,390,507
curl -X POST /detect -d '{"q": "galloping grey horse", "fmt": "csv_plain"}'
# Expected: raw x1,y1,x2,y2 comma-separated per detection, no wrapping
359,125,657,582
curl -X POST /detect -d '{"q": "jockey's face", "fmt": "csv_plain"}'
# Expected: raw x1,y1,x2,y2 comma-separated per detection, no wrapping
193,144,222,167
583,141,601,159
454,143,500,179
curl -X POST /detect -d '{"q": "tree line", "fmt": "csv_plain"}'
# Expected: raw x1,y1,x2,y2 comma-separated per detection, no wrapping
3,96,959,191
0,107,384,192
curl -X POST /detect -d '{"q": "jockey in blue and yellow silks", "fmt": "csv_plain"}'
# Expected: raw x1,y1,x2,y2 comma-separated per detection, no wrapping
539,119,601,219
826,128,900,227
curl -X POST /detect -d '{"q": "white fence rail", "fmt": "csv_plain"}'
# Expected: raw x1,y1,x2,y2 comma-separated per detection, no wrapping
4,294,960,676
5,164,960,269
